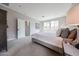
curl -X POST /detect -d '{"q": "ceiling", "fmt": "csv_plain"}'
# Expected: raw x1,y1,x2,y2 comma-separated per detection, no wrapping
3,3,72,21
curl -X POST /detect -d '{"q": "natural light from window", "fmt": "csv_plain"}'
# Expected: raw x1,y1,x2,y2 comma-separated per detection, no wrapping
43,21,59,32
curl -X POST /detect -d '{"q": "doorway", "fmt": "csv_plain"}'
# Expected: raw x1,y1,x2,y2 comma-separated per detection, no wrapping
17,19,25,39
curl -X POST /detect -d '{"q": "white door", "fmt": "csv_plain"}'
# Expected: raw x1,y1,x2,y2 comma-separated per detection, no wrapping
17,19,25,39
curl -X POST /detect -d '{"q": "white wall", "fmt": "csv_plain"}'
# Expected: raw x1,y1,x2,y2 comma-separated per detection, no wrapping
59,16,66,28
30,18,40,35
0,5,30,40
40,16,66,32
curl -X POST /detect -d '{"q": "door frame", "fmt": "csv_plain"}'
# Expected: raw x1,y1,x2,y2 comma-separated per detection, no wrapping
16,18,25,39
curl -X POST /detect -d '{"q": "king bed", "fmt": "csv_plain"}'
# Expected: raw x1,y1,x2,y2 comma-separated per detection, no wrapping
31,32,64,55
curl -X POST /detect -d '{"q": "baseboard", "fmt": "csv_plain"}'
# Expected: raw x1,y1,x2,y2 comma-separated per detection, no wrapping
7,36,30,41
7,38,17,41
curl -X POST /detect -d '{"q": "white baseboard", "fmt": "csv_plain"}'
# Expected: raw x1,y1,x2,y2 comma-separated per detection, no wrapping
18,36,30,39
7,38,17,41
7,36,30,41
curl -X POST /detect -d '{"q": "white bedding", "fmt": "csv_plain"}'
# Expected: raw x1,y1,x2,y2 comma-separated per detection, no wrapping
32,32,56,37
32,32,63,54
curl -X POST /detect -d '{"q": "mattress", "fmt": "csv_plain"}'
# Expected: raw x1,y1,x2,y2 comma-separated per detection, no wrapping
32,32,63,54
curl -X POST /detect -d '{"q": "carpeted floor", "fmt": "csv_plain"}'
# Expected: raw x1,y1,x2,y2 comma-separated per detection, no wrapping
0,36,61,56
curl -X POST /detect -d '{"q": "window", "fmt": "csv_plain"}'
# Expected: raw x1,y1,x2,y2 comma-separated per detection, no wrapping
43,22,50,31
51,21,54,28
43,21,59,31
51,21,58,30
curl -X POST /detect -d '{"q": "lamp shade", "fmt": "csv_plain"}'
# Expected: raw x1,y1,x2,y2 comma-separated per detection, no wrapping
66,5,79,25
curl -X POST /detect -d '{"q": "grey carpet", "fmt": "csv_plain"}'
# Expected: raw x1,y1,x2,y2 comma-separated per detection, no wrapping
0,36,61,56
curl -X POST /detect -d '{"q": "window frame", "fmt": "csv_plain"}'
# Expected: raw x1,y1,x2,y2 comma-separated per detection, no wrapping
43,20,59,31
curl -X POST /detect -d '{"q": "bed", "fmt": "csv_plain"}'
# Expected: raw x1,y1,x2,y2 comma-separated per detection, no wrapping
31,32,64,54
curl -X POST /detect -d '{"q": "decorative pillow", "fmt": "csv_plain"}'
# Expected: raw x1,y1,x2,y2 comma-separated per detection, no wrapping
60,28,70,38
63,38,74,44
68,29,77,40
56,29,62,37
71,39,79,46
66,29,77,44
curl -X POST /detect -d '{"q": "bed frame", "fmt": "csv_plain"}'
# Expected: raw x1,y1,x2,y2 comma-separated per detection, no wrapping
32,38,64,55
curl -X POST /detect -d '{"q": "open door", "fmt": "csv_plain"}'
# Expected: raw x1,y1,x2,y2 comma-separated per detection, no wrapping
17,19,25,39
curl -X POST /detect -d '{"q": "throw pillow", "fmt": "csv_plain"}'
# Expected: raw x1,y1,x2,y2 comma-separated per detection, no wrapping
68,29,77,40
71,38,79,46
63,38,73,44
56,29,62,37
60,28,70,38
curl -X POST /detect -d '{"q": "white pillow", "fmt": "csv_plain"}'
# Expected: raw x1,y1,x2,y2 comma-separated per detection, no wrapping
56,29,62,37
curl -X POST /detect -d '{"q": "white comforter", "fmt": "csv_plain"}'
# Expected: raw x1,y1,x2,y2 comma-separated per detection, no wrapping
32,32,63,54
